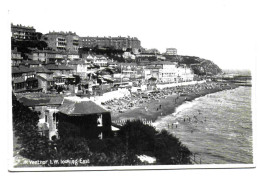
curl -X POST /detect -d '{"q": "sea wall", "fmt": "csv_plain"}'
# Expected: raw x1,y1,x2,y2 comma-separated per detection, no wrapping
93,88,131,104
157,80,206,89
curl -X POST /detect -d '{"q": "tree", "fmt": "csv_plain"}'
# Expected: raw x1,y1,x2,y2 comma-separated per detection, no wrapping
12,94,56,161
87,137,142,166
56,137,91,158
118,120,157,155
57,122,81,140
118,120,192,164
154,130,192,164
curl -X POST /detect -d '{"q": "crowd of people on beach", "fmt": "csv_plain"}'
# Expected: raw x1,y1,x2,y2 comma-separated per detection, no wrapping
102,90,170,114
103,82,233,120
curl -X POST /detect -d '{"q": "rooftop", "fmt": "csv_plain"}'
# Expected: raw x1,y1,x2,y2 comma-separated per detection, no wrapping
45,31,78,36
44,64,74,70
18,96,64,107
58,99,109,116
68,60,86,65
11,24,35,30
21,60,42,65
31,66,53,74
36,75,53,82
12,66,34,74
31,49,66,54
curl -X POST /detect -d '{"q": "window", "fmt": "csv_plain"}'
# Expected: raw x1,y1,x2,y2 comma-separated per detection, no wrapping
97,114,103,127
45,115,47,122
98,132,103,139
53,112,56,121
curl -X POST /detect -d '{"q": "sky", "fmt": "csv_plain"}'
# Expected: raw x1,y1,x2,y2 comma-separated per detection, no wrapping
5,0,260,70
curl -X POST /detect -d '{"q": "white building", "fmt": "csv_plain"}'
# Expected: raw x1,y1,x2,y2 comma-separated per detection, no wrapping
156,62,194,83
158,62,179,83
165,48,177,55
94,55,108,67
122,52,136,60
67,60,89,78
67,52,80,60
177,65,194,82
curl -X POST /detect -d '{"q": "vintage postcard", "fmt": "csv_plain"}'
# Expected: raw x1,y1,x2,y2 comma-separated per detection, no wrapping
4,0,258,173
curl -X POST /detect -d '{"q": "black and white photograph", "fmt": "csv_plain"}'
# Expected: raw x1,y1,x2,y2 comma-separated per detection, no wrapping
2,0,259,175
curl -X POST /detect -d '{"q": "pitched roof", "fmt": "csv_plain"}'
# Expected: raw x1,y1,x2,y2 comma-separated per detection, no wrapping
58,99,109,116
12,77,26,83
21,60,42,65
44,64,73,70
31,66,53,73
12,66,34,74
36,75,53,82
18,96,64,107
146,66,161,69
68,60,86,65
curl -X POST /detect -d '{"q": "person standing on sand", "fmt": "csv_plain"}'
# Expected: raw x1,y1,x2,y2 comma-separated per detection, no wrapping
198,110,201,114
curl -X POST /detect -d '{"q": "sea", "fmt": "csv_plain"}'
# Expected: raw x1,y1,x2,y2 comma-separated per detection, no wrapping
154,86,253,164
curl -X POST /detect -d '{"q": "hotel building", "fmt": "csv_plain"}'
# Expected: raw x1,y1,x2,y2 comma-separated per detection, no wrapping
42,31,82,52
11,23,42,40
81,36,141,51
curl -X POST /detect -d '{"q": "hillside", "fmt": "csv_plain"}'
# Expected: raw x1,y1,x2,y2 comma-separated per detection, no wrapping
165,55,222,76
189,58,222,76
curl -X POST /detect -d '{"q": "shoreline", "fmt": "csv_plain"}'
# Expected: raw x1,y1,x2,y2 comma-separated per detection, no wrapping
111,82,239,122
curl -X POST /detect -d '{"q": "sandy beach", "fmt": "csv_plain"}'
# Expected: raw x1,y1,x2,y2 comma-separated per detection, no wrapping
109,81,238,122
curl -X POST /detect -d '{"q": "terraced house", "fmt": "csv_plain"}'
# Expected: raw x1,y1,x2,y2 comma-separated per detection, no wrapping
32,67,55,93
12,66,40,93
44,64,75,85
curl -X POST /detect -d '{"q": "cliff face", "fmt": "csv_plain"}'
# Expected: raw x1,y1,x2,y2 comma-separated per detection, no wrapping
190,59,222,75
168,55,222,75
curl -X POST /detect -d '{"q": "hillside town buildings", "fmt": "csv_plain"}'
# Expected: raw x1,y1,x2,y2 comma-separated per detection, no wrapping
11,23,198,140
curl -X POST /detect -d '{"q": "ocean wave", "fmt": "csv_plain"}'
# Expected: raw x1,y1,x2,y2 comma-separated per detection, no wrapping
154,86,252,164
